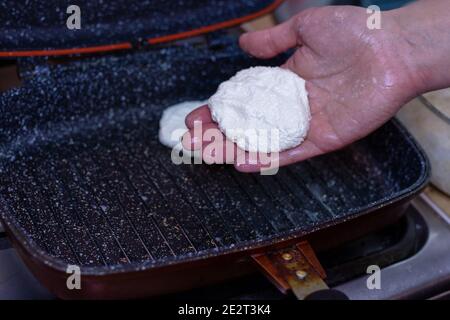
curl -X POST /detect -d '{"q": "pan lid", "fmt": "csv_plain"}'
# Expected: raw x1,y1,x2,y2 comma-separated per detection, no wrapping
0,0,282,57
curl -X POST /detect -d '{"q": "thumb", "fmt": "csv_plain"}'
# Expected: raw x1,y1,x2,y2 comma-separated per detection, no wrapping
239,15,301,59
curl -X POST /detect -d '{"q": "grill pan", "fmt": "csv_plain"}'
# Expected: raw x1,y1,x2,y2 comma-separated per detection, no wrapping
0,34,429,298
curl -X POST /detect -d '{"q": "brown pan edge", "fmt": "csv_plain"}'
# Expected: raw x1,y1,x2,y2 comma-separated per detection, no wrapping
2,193,422,299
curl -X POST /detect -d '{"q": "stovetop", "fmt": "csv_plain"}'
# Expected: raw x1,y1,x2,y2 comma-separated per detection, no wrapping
0,194,449,300
336,194,450,300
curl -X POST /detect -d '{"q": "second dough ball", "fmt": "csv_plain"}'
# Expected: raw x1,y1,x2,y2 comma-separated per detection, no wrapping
208,66,310,153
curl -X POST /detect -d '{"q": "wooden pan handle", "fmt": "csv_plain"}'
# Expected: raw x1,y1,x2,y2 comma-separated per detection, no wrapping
252,241,348,300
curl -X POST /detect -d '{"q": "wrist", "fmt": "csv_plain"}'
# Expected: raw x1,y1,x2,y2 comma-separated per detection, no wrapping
389,0,450,94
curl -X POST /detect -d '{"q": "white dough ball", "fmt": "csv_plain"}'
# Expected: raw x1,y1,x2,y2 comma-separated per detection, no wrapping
158,100,205,154
208,66,311,153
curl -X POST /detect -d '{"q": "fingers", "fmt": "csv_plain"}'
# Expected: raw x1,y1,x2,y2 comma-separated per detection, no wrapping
203,137,238,165
183,101,323,171
239,16,300,59
182,122,218,151
183,121,323,171
185,105,212,129
183,122,323,171
234,140,323,173
182,123,237,164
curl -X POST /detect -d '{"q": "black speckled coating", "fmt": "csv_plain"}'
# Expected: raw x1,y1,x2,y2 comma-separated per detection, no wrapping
0,36,429,275
0,0,275,50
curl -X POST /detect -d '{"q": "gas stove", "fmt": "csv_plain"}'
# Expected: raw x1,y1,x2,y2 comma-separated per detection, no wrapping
1,193,449,300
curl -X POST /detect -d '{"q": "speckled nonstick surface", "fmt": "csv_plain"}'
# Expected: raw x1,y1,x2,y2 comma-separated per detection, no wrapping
0,37,429,298
0,0,281,56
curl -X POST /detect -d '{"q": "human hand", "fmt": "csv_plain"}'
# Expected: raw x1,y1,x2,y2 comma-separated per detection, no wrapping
183,5,427,172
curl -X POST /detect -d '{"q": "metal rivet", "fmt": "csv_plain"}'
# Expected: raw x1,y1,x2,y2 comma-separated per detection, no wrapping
296,270,308,280
281,253,293,261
